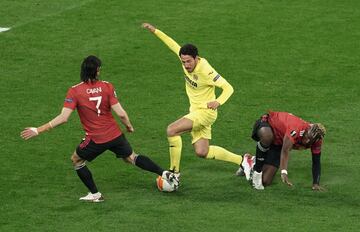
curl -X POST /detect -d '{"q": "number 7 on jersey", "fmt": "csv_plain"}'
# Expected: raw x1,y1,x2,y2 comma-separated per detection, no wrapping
89,96,102,116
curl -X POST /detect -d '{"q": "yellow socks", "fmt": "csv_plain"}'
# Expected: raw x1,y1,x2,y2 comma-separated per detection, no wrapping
206,145,242,165
168,136,182,172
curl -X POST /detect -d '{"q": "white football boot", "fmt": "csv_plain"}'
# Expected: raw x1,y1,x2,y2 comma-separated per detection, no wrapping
237,154,254,181
162,171,180,185
252,171,264,190
79,192,104,202
165,170,181,183
162,171,180,190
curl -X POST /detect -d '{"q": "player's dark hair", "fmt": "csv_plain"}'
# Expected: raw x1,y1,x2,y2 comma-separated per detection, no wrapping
179,44,198,58
80,55,101,83
307,123,326,144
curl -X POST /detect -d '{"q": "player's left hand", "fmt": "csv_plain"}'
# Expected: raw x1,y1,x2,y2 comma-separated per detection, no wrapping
20,127,39,140
281,173,293,186
207,101,220,110
312,184,326,192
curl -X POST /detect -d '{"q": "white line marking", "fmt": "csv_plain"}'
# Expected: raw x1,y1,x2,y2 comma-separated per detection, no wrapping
0,27,11,33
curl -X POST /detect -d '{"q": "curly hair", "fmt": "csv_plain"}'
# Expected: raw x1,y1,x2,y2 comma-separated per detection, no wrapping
307,123,326,143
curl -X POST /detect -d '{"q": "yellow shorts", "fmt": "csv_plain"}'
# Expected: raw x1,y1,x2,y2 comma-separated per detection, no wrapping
184,109,217,144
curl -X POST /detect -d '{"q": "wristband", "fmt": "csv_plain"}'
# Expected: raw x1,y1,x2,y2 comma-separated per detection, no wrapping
30,127,39,135
281,169,288,175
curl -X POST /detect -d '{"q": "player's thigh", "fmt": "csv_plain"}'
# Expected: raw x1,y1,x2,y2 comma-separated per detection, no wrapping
265,145,282,167
186,109,217,143
262,145,282,186
108,134,133,159
76,137,107,162
185,109,217,130
167,117,193,136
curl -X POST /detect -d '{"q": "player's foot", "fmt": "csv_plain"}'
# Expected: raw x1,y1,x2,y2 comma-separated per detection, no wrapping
162,171,180,185
166,169,181,182
173,172,181,182
79,192,104,202
235,164,245,176
252,171,264,190
241,154,254,181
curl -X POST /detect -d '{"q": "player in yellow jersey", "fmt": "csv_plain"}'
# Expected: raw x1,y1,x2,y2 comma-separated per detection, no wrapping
142,23,246,180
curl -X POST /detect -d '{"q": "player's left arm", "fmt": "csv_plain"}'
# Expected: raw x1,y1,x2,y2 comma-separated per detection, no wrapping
279,136,294,186
20,107,74,140
111,102,134,133
207,75,234,110
311,140,326,191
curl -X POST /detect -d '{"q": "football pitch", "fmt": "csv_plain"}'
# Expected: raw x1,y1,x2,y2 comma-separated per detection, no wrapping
1,0,360,231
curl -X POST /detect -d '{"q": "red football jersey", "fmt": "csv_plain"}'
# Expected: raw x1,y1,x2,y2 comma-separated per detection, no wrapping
268,111,322,154
64,80,122,143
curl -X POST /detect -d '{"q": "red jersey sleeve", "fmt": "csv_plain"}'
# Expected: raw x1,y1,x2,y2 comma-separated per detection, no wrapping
108,83,119,106
311,139,322,155
285,128,297,144
63,88,77,109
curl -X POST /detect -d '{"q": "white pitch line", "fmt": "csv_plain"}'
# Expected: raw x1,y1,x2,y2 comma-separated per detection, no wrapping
0,27,11,33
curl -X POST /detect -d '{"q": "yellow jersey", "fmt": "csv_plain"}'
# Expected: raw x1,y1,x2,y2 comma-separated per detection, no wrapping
154,29,234,112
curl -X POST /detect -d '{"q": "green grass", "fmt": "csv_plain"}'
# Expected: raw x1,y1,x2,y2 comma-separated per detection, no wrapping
1,0,360,231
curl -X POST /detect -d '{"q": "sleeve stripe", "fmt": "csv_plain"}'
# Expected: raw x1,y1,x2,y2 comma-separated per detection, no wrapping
213,74,221,82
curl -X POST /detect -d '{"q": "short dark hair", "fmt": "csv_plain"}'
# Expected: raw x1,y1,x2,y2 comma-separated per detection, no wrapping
179,44,198,58
80,55,101,82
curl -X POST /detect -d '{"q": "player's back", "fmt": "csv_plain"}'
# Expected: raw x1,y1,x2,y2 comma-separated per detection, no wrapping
268,111,309,145
64,80,122,143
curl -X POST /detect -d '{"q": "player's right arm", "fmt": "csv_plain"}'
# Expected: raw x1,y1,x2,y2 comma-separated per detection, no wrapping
111,103,134,133
142,23,181,55
279,136,294,186
20,107,74,140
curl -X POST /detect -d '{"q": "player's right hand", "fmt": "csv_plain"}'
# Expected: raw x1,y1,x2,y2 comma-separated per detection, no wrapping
20,127,39,140
142,23,156,33
281,173,293,187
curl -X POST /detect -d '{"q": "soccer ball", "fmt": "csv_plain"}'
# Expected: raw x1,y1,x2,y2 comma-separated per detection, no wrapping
156,176,178,192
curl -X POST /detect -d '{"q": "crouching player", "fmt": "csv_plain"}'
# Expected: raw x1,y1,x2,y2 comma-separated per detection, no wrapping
242,111,326,191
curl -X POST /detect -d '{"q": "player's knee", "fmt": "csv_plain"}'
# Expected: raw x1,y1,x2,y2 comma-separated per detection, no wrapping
262,177,273,187
71,153,81,165
258,127,274,146
71,153,86,169
166,125,176,137
262,168,275,186
123,153,137,164
195,147,208,158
